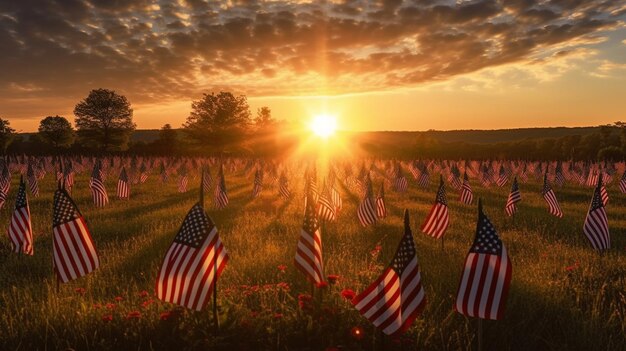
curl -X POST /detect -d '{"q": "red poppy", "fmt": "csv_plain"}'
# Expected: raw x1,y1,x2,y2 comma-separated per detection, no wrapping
114,296,124,302
160,311,172,321
141,299,154,308
138,290,149,298
277,264,287,273
298,294,313,310
341,289,356,301
125,311,141,320
316,281,329,289
93,303,102,309
101,314,113,322
105,303,116,310
276,282,290,291
327,275,340,284
74,287,86,295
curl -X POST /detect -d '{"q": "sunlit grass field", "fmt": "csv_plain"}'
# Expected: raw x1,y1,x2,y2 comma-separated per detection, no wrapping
0,165,625,350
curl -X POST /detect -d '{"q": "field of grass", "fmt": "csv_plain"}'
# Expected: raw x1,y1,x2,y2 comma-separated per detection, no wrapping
0,163,625,350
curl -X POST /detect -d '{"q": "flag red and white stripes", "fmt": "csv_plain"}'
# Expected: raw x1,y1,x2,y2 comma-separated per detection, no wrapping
294,191,325,285
52,188,100,283
505,177,521,216
376,182,387,219
117,167,130,199
542,174,562,218
454,201,511,320
421,177,449,239
155,203,228,311
459,172,473,205
8,179,33,255
583,175,610,252
353,210,426,335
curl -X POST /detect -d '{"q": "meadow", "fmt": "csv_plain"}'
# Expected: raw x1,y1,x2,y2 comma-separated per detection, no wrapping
0,163,625,350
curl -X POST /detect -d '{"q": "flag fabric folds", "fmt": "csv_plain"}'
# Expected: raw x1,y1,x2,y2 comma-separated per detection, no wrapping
353,210,426,335
294,191,325,285
155,203,228,311
52,187,100,283
8,178,33,255
421,176,449,239
454,200,512,320
583,174,610,252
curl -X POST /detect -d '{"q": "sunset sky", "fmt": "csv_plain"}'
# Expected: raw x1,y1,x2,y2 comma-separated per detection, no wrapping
1,0,625,132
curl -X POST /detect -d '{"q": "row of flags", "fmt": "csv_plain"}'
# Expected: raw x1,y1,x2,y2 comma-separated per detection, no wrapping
0,155,615,339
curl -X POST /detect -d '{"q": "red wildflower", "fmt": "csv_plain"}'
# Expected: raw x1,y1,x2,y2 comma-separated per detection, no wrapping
101,314,113,322
370,245,382,257
341,289,356,301
141,299,155,308
316,281,329,289
114,296,124,302
276,282,290,291
327,275,340,284
273,313,284,319
160,311,172,321
125,311,141,320
105,303,116,310
138,290,149,298
298,294,313,310
565,261,580,272
93,303,102,309
74,287,86,295
277,264,287,273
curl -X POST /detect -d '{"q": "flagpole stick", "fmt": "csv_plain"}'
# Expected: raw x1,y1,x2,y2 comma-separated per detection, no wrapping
477,318,484,351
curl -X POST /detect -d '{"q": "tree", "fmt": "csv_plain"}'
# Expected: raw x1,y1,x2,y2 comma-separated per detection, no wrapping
183,91,252,152
255,107,275,128
155,124,177,154
38,115,75,150
0,118,15,152
74,88,135,151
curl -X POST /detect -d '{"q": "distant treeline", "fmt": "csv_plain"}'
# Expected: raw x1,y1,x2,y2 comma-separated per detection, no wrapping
1,88,623,161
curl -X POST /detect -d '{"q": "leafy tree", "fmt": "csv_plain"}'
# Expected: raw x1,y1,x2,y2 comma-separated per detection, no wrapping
597,146,623,161
255,107,275,128
155,124,177,154
183,91,251,152
74,88,135,151
38,115,75,149
0,118,15,152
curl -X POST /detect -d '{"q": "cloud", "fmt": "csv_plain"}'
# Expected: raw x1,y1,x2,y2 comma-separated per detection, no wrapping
0,0,623,119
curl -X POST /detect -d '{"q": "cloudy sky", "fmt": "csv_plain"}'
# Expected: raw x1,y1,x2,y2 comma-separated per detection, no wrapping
1,0,625,132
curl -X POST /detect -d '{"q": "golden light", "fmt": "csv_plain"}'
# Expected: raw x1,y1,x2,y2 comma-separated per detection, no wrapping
309,114,337,138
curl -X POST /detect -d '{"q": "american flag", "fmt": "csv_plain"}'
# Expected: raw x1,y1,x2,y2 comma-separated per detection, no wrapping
252,168,263,198
63,161,75,193
619,171,626,194
52,188,100,283
8,178,33,255
27,162,39,197
357,174,377,227
600,183,609,207
317,182,336,222
353,210,426,335
139,162,149,183
155,203,228,311
459,172,473,205
394,166,408,193
555,161,565,186
178,167,189,193
496,165,508,187
455,201,511,320
278,172,290,199
117,167,130,199
214,164,229,209
376,182,387,219
505,177,521,217
416,165,429,189
294,191,325,285
202,165,212,192
583,175,610,252
0,161,10,209
331,184,342,213
542,174,562,218
90,161,109,207
160,161,169,183
421,176,449,239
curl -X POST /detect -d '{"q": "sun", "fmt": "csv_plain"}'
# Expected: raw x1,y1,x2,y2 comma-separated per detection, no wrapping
309,114,337,138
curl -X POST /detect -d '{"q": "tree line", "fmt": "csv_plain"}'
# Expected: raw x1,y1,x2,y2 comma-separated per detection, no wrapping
1,87,624,160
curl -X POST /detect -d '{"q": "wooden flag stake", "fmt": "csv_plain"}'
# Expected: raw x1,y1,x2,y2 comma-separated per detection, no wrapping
477,318,484,351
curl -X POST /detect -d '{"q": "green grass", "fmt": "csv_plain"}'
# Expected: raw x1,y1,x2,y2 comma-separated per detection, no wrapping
0,166,625,350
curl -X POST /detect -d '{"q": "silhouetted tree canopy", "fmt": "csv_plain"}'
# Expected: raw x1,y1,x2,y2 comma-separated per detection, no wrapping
38,115,75,150
183,91,251,152
255,107,274,128
74,88,135,152
0,118,15,152
155,124,177,154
